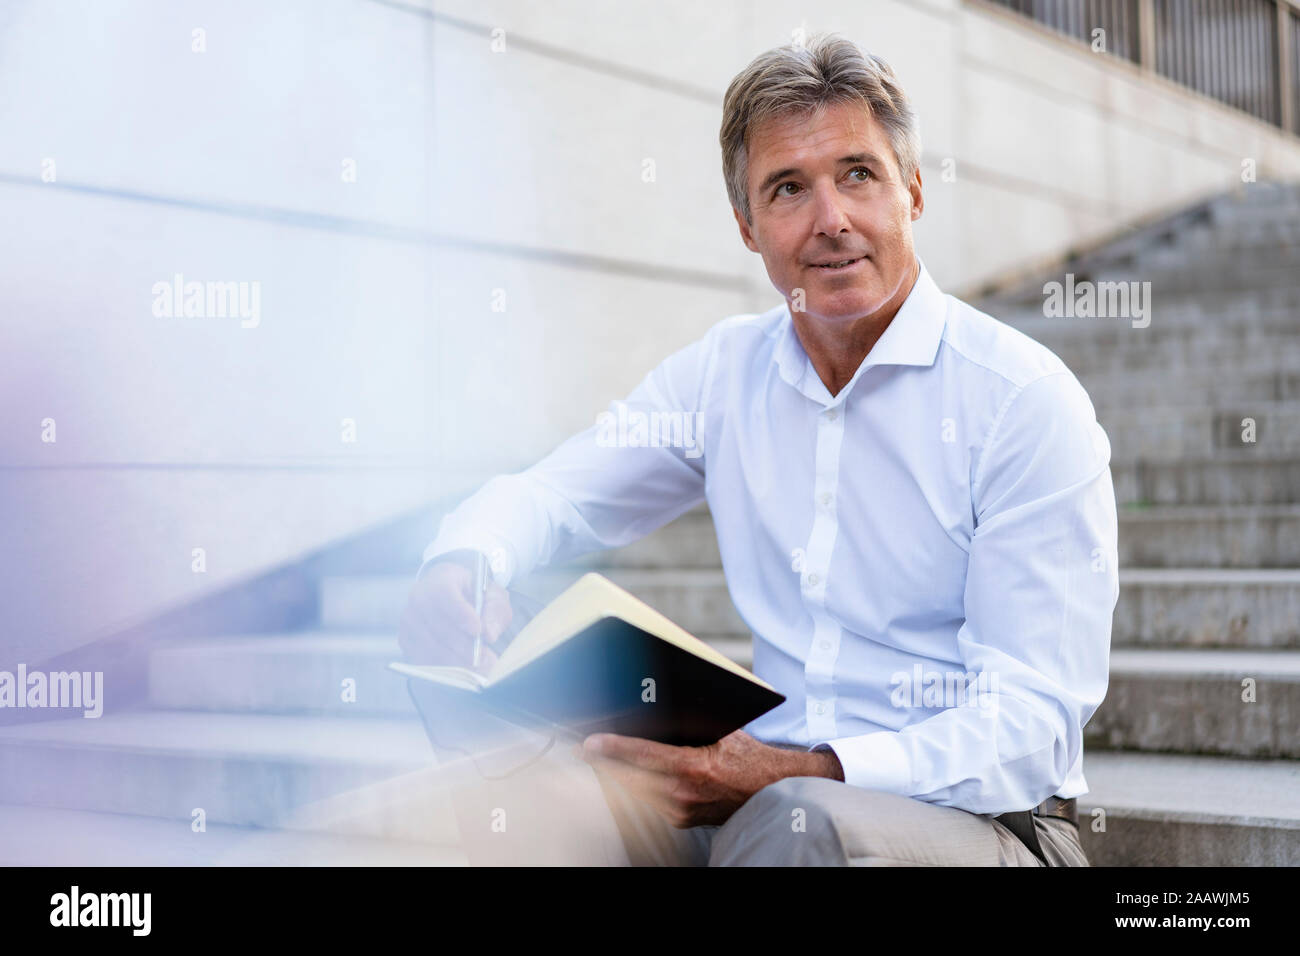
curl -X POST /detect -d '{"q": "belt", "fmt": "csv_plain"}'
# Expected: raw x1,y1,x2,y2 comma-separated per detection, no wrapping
1033,795,1078,826
993,797,1077,865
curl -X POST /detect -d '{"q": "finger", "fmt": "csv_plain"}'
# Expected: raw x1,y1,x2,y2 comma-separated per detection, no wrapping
480,585,513,644
407,595,474,645
584,733,694,775
399,603,481,666
415,582,480,637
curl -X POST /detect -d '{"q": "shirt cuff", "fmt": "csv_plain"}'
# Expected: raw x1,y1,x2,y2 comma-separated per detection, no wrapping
418,537,517,587
810,731,913,793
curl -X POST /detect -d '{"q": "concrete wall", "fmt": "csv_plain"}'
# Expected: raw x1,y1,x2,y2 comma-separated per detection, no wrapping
3,0,1300,666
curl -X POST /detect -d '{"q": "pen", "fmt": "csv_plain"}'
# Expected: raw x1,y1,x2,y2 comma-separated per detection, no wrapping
472,550,488,669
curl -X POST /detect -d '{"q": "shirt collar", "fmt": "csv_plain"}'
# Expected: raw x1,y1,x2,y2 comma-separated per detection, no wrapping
773,258,948,405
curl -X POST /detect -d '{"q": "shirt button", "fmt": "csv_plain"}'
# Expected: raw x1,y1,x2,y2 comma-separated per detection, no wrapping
824,409,838,422
807,572,820,586
820,640,831,651
815,702,826,715
820,492,834,508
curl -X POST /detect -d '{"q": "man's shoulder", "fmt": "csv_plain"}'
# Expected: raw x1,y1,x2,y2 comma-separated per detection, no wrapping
939,296,1105,461
937,294,1074,392
710,302,789,342
680,302,789,362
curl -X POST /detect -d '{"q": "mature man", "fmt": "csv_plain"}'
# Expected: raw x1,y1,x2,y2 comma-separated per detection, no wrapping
400,33,1116,866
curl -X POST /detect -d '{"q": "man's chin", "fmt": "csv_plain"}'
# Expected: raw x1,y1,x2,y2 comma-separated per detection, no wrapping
797,289,886,323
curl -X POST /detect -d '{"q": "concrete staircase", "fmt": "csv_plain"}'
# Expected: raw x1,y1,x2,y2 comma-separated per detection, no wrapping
975,180,1300,865
2,183,1296,866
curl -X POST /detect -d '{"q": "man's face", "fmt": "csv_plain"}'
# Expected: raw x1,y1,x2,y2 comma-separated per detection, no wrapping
734,100,923,325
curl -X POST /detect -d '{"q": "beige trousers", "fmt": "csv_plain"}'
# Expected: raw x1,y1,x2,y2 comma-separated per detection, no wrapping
409,679,1089,867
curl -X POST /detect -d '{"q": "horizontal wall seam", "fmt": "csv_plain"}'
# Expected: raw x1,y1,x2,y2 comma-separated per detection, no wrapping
0,173,758,293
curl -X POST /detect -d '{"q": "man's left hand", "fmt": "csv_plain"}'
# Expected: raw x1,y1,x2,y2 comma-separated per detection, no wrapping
579,729,844,828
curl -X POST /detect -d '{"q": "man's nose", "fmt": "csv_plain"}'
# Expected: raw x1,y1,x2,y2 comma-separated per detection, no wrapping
811,181,851,236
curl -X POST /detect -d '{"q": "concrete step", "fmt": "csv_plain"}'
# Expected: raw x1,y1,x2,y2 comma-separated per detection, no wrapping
702,635,752,669
1014,306,1300,346
1210,201,1300,228
1113,569,1300,649
1210,183,1300,210
1097,400,1300,461
325,565,1300,651
1036,336,1300,379
1078,751,1299,865
1212,192,1300,215
1118,504,1300,568
1209,222,1300,249
1092,260,1300,296
1181,235,1300,267
1213,191,1300,212
1181,228,1300,258
432,502,1300,572
149,629,753,713
1210,202,1300,227
2,753,1293,866
604,504,1300,570
149,632,415,717
0,711,460,845
0,803,466,866
598,504,1300,569
421,502,1300,574
1208,214,1300,238
1079,366,1300,410
1138,237,1300,272
1000,282,1300,325
1088,649,1300,758
1112,455,1300,506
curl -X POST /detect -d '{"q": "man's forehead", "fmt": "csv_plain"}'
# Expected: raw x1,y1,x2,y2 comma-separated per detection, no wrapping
755,100,878,142
748,103,890,183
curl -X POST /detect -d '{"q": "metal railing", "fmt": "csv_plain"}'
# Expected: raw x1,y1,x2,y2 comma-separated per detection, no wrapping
1290,4,1300,128
985,0,1300,133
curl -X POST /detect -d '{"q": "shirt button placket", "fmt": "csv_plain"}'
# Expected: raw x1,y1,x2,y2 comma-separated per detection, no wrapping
804,402,845,741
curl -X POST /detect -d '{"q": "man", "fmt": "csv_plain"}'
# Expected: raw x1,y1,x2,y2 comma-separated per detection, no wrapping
399,33,1115,866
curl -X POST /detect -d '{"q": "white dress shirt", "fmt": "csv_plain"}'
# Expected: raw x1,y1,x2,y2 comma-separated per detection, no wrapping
423,259,1119,816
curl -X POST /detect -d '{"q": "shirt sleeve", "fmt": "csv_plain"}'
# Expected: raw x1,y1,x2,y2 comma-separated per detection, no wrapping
418,325,721,586
810,370,1119,814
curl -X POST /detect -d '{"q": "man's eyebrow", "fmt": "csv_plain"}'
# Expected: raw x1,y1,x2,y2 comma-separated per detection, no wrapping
757,153,884,194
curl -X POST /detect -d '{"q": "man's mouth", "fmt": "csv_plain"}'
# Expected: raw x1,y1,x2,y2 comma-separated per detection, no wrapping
810,255,866,270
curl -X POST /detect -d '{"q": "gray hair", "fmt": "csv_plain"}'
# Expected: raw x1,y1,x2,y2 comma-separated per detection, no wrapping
720,33,921,225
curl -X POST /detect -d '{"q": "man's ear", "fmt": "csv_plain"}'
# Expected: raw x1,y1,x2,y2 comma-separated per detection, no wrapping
732,205,760,253
909,168,924,221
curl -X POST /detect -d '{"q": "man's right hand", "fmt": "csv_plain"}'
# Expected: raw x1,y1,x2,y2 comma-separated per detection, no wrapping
397,557,513,673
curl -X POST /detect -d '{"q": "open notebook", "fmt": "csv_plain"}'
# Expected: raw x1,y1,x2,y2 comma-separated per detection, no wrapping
390,572,784,747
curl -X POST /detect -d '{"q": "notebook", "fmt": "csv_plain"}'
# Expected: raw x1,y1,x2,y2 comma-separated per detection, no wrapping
390,572,784,746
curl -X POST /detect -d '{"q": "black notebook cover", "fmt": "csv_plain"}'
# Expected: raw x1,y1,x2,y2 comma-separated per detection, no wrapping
469,616,784,746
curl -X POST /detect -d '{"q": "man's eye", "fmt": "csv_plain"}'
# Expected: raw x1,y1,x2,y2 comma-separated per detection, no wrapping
776,182,800,197
849,167,872,182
